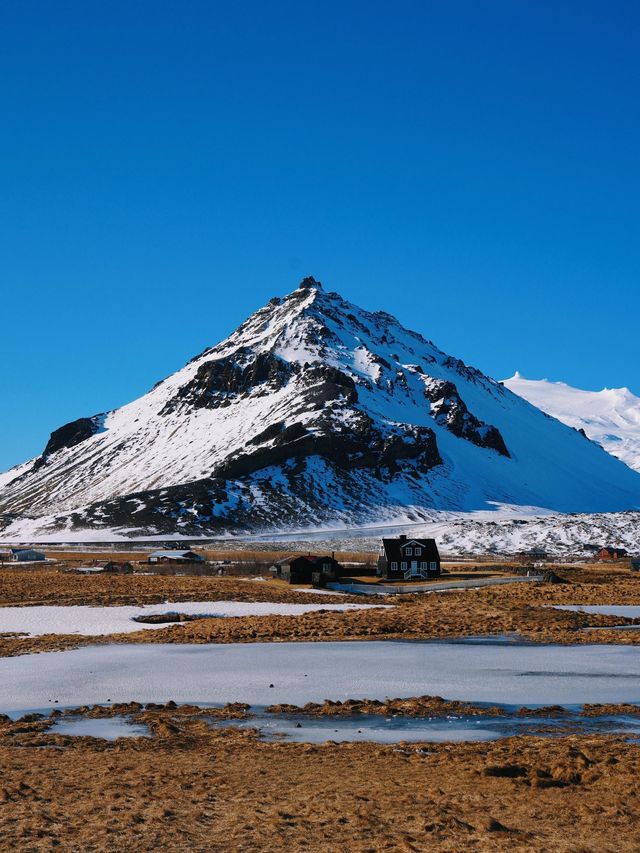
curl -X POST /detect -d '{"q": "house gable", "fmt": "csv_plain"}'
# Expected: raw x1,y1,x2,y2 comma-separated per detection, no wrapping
378,537,441,579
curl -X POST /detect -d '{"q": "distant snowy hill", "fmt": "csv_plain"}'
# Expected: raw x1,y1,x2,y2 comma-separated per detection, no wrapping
504,373,640,473
1,277,639,540
245,509,640,559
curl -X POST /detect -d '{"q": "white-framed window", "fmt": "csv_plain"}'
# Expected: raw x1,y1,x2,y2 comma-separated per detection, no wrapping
401,561,407,571
421,561,428,570
406,547,412,555
415,547,422,556
391,561,397,571
430,561,437,570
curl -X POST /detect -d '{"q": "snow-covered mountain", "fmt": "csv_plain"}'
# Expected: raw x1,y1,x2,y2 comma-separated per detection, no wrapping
504,373,640,473
1,278,639,539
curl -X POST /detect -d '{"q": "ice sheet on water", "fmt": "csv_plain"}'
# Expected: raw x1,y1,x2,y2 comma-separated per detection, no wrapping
553,605,640,619
50,716,150,740
1,640,640,716
212,711,640,744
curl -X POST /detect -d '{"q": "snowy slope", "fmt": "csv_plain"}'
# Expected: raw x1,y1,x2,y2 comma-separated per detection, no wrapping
504,373,640,472
1,277,639,538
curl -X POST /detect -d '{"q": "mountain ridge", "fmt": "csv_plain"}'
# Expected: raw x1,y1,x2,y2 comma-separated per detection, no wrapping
1,277,639,538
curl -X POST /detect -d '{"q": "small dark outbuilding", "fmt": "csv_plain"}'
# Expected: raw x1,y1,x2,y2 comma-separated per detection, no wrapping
271,555,341,585
148,550,204,564
377,535,440,580
516,547,548,561
103,561,134,574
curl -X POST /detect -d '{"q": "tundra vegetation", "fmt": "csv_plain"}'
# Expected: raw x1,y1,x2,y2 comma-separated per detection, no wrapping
1,553,640,851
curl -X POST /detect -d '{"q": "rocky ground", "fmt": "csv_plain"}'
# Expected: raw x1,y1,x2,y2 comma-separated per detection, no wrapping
0,705,639,851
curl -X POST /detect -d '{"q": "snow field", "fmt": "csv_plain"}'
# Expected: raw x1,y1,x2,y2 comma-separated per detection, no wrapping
0,600,389,637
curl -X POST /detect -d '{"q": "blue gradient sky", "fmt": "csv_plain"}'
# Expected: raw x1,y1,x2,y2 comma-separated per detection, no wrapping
1,1,639,470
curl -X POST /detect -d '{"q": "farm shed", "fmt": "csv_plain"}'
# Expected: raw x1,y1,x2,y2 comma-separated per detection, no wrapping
9,548,46,563
148,550,204,564
271,555,341,585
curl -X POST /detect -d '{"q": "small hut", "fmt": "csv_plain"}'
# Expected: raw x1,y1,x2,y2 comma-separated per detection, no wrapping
148,550,204,564
271,555,341,584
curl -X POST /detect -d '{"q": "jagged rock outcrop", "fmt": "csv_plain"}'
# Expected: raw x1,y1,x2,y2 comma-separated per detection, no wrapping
423,378,509,457
43,415,105,457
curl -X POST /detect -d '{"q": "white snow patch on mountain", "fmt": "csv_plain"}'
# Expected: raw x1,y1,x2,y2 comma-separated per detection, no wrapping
504,372,640,473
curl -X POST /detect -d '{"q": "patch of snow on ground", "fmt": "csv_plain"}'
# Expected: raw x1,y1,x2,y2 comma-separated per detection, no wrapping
0,601,388,637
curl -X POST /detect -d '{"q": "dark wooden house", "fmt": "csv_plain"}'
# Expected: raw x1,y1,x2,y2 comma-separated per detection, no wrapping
516,547,548,562
596,546,628,561
271,554,341,585
377,535,440,580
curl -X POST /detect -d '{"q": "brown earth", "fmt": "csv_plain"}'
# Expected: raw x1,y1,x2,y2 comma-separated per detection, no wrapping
2,564,640,850
1,564,640,657
0,570,355,607
0,705,639,852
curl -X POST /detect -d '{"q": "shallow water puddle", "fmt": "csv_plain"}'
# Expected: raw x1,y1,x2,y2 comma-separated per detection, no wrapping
49,716,150,740
213,711,640,744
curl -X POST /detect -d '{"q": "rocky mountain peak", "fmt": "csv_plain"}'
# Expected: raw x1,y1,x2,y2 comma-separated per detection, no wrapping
297,276,323,290
1,278,639,538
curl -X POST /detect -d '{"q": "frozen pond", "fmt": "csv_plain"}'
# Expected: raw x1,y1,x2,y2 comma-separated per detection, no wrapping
50,716,150,740
0,600,387,637
213,711,640,744
2,640,640,716
553,605,640,619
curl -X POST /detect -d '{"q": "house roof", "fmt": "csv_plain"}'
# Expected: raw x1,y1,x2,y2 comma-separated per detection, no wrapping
149,550,202,560
380,538,440,562
273,555,336,567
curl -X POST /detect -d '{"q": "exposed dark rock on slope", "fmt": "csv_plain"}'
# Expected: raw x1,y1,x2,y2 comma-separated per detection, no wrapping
0,277,639,538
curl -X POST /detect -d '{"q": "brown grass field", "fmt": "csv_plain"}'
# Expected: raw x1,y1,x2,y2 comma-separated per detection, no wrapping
1,560,640,850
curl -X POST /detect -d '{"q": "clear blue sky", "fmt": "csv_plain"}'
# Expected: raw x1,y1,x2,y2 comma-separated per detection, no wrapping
1,1,639,470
